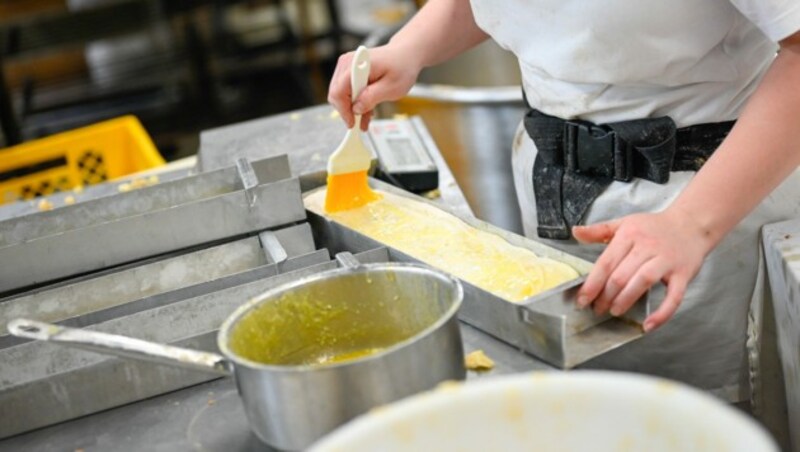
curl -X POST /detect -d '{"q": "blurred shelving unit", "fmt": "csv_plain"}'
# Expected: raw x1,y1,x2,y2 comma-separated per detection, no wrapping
0,0,418,157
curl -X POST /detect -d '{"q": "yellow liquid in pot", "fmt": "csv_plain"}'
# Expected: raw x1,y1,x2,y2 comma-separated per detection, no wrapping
227,275,435,367
305,189,579,303
315,347,385,365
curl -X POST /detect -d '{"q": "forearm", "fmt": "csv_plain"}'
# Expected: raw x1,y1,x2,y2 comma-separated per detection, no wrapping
389,0,489,69
668,34,800,251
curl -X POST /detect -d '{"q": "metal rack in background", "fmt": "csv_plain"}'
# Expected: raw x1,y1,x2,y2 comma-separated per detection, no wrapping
0,0,284,148
0,0,419,152
0,0,173,145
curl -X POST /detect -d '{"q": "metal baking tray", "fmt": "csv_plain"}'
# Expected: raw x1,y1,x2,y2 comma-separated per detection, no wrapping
0,155,305,294
304,180,649,369
0,223,320,349
0,164,193,223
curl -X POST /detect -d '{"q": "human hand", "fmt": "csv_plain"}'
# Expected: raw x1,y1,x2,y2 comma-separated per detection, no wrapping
327,44,422,131
572,208,715,332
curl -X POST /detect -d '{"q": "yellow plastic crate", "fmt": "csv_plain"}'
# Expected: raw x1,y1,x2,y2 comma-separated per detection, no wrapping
0,116,165,204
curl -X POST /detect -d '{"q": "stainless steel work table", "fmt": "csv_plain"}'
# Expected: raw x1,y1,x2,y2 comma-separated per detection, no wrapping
0,105,556,452
0,324,551,452
763,222,800,452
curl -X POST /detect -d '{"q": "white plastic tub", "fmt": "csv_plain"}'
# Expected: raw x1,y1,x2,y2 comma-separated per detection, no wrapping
311,371,777,452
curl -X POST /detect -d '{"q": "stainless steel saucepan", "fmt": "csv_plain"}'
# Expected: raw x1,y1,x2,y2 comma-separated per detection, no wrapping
8,257,465,451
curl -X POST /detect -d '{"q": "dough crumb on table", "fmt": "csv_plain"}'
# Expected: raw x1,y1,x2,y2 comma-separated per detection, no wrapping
118,175,159,193
37,199,54,211
465,349,495,372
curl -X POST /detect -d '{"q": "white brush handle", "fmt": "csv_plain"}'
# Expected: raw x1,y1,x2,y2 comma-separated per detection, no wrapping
351,46,371,125
327,46,373,175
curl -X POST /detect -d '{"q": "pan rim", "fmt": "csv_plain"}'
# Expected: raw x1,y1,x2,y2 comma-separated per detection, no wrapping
216,262,464,372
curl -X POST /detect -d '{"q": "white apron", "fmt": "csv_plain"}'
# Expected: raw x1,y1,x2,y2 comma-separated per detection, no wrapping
512,123,800,401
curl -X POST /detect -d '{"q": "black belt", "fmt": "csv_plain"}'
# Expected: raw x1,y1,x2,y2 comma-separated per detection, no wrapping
523,108,735,240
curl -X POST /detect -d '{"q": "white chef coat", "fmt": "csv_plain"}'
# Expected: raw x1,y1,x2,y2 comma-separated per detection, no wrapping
470,0,800,127
468,0,800,401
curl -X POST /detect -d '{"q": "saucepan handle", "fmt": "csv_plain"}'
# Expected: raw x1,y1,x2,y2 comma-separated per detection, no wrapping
8,318,232,376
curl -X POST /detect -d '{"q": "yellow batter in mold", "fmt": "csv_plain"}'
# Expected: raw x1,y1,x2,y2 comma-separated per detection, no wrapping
305,189,579,302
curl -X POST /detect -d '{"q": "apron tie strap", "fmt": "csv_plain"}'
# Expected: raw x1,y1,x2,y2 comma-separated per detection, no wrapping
523,107,734,240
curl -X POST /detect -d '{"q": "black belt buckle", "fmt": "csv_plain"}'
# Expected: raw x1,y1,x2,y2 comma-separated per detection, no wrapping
564,120,628,180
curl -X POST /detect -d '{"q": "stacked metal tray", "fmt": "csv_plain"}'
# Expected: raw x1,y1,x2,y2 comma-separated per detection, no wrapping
0,155,325,438
0,155,305,294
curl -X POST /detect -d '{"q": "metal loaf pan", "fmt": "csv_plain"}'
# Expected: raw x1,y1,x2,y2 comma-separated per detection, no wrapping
0,155,305,294
304,180,649,369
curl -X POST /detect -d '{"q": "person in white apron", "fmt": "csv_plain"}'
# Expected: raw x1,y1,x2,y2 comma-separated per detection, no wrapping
327,0,800,403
